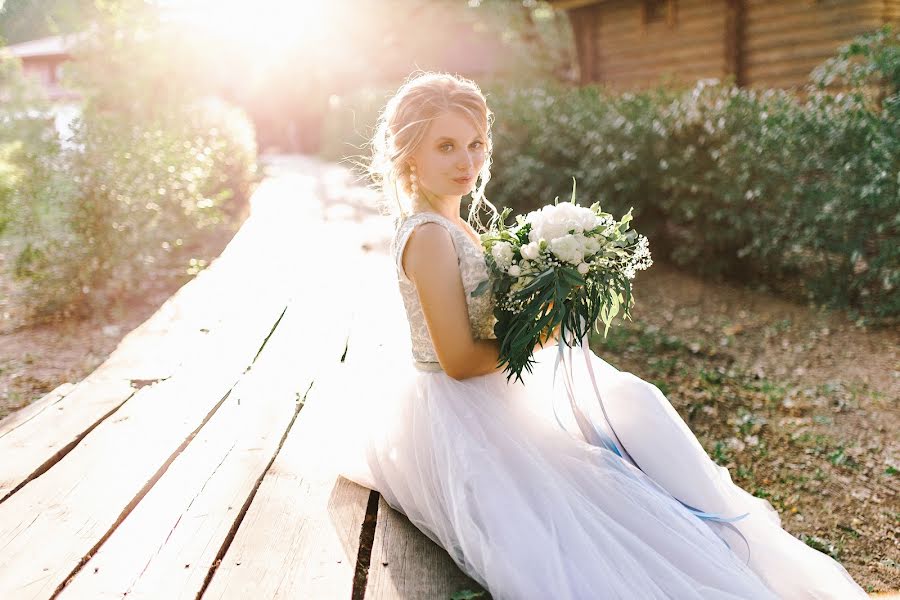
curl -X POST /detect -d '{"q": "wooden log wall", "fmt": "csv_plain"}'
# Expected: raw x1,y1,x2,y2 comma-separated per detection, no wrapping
562,0,899,91
743,0,887,89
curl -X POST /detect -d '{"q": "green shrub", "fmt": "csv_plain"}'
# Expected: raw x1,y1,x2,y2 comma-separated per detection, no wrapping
0,10,260,322
482,28,899,323
0,54,66,240
4,100,259,321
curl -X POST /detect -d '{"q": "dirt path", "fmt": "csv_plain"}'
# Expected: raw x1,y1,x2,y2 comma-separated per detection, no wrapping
1,155,897,593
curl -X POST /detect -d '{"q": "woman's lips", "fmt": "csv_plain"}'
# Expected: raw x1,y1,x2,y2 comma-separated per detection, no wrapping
453,176,474,184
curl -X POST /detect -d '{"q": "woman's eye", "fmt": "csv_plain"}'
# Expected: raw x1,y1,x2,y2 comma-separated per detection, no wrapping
440,144,453,151
470,141,483,149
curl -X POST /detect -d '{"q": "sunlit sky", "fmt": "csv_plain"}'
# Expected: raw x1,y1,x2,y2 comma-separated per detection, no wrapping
155,0,334,57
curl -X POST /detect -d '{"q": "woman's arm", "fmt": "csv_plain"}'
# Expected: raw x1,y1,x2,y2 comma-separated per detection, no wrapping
403,223,563,380
402,222,501,380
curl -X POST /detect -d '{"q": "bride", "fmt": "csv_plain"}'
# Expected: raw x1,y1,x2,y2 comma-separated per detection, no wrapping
308,72,869,599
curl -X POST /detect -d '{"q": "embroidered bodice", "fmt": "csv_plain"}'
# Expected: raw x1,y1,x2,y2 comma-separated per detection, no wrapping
390,211,497,364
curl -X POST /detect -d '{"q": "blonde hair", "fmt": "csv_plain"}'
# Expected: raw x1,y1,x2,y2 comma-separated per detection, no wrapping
366,70,501,231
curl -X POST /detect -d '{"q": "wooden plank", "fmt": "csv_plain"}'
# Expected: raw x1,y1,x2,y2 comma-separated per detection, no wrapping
0,376,136,502
366,496,490,600
598,13,726,38
745,35,881,60
597,31,726,62
744,0,883,19
600,61,727,85
0,383,75,438
200,217,390,598
744,19,885,50
58,257,355,598
199,370,370,599
0,293,291,599
0,177,327,504
0,175,327,599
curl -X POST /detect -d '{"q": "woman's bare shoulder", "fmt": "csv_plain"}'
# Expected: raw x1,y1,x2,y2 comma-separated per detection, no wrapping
401,221,458,282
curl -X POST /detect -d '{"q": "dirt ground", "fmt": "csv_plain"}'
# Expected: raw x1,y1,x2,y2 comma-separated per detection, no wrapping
590,264,899,594
1,160,897,594
0,217,246,421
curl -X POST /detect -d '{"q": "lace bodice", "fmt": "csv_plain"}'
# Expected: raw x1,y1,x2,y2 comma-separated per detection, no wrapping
390,211,497,364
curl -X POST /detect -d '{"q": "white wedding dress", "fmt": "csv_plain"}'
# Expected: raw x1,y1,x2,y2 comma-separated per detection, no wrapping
308,211,869,599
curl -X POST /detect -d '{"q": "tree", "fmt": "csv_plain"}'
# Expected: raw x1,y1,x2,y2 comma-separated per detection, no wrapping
0,0,97,44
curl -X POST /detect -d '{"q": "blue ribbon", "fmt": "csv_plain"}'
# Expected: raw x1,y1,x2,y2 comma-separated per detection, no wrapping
549,317,752,565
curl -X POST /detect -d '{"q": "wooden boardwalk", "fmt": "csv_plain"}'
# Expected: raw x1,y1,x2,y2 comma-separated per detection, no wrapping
0,157,488,599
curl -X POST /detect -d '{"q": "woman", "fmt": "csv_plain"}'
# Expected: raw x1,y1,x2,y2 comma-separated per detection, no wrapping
311,72,869,599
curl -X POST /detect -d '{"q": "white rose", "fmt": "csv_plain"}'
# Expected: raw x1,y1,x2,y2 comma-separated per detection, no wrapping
491,241,514,270
520,241,540,260
582,236,602,255
508,264,522,277
577,262,590,275
549,234,584,264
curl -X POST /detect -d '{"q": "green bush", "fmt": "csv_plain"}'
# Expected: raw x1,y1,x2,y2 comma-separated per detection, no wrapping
0,55,67,240
482,27,899,323
0,8,260,322
4,99,259,322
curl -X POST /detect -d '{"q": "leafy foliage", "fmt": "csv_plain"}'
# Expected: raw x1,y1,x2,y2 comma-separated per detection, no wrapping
0,0,96,44
475,189,650,382
0,4,259,322
484,27,900,324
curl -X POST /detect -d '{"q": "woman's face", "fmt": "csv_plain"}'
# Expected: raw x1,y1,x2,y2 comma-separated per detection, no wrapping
409,110,487,202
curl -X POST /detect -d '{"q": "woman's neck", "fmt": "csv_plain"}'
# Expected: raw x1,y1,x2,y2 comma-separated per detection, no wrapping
411,193,463,223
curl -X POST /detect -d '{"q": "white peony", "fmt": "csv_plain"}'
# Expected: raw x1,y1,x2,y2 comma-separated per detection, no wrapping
491,241,514,270
549,234,585,265
520,241,541,260
526,202,600,244
508,264,522,277
582,235,602,256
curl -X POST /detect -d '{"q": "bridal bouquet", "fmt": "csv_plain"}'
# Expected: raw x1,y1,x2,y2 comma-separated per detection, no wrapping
471,192,753,535
471,180,652,384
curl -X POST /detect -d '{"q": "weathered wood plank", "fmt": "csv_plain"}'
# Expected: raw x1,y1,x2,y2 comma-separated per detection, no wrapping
366,497,491,600
0,382,75,438
199,369,370,599
0,176,332,599
0,178,326,505
0,376,137,502
199,222,386,599
58,265,354,598
0,293,291,599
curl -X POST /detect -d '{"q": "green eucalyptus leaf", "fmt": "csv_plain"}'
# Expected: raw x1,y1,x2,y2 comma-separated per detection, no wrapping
471,279,490,297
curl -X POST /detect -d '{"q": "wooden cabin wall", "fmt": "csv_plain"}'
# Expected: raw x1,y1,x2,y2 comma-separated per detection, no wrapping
588,0,729,90
563,0,899,91
885,0,900,22
743,0,887,89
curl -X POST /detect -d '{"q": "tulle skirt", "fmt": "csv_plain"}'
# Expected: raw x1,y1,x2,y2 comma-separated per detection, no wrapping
303,343,869,600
